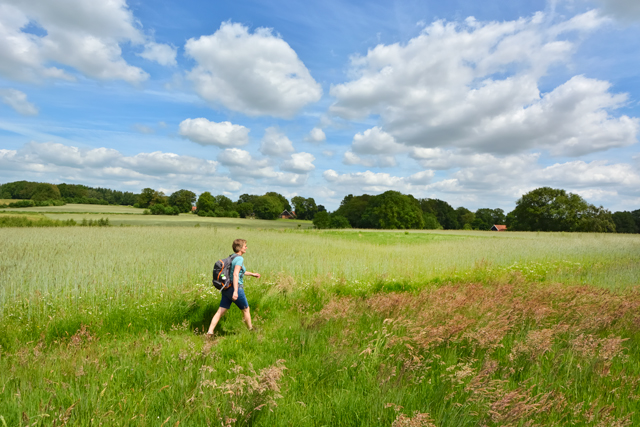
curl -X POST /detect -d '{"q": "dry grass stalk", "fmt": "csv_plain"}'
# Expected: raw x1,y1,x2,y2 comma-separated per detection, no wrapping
391,411,436,427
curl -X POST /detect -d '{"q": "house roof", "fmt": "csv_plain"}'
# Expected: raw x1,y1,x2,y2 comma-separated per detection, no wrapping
491,224,507,231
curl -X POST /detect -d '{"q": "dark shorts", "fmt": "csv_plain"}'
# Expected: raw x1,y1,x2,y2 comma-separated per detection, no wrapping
220,287,249,310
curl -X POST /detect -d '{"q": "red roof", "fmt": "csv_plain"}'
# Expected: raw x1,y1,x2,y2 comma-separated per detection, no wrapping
492,224,507,231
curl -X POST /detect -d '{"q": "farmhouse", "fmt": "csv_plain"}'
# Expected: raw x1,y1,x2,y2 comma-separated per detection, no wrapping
280,210,296,219
491,224,507,231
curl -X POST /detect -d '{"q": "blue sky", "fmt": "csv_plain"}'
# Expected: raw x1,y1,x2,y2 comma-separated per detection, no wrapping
1,0,639,212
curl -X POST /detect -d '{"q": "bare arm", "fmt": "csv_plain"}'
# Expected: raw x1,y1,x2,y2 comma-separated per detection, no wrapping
245,271,261,278
232,264,241,300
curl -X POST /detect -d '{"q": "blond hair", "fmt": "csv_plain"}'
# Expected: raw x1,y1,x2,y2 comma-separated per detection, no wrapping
232,239,247,253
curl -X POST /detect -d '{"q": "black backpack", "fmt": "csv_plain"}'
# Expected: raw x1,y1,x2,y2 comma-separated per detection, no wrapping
212,253,238,291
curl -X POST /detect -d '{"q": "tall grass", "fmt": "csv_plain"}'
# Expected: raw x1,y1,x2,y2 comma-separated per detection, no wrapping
1,227,639,425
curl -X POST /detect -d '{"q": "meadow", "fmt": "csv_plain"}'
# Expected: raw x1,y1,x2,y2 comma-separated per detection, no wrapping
1,215,640,426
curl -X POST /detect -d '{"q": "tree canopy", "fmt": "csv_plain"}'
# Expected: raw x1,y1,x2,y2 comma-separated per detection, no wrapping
507,187,615,232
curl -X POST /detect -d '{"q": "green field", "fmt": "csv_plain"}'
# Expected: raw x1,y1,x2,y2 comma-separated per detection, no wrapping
1,204,314,228
1,203,144,214
1,219,639,426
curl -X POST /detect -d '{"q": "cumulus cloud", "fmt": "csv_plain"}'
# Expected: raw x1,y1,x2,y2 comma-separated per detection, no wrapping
306,127,326,143
217,148,268,168
217,147,309,187
330,12,638,157
323,169,433,193
184,21,322,118
179,118,250,147
0,0,175,83
0,88,38,115
138,42,177,66
342,151,396,168
352,127,404,155
260,127,295,157
0,141,240,191
281,152,315,173
0,142,242,195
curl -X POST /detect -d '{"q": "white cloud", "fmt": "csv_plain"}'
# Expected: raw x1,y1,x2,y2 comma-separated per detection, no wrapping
185,21,322,118
120,151,218,176
0,141,240,192
0,0,175,84
138,42,177,66
217,148,268,168
179,118,250,147
342,151,396,168
281,152,315,173
343,151,375,167
0,88,38,115
260,127,294,157
352,127,404,155
323,169,431,193
307,127,326,143
329,12,638,157
411,147,507,170
217,147,309,187
535,160,640,188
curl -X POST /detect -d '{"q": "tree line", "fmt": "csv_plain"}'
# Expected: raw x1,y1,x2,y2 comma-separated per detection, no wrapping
2,180,638,232
312,187,639,233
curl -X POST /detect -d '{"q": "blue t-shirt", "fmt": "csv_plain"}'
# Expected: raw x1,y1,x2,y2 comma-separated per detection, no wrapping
231,255,246,288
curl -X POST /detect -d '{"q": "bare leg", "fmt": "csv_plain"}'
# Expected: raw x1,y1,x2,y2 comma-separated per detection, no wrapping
242,307,253,330
207,307,228,335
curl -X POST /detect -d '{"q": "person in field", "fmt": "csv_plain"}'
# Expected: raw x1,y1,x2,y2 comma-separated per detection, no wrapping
206,239,260,336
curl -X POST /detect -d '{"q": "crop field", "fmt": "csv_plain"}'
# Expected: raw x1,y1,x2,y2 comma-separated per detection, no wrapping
1,223,640,426
1,204,142,214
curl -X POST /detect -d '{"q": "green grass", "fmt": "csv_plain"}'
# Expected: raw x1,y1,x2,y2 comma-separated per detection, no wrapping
42,213,314,228
1,227,639,426
1,203,142,214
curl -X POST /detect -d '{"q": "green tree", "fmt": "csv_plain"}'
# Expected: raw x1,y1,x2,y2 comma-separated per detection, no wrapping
361,191,425,229
31,183,61,201
576,205,615,232
473,208,506,230
291,196,318,220
612,211,638,233
313,211,331,229
423,212,441,229
291,196,307,219
265,192,291,211
215,195,234,213
456,207,475,229
632,210,640,232
508,187,613,232
335,194,372,228
138,188,156,208
237,194,258,205
236,202,254,218
329,214,351,229
196,192,217,215
419,198,458,229
253,195,283,220
169,189,196,213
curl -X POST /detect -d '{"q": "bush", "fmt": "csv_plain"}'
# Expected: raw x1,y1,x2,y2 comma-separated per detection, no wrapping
0,215,77,227
330,214,351,229
8,200,35,208
150,204,166,215
79,217,111,227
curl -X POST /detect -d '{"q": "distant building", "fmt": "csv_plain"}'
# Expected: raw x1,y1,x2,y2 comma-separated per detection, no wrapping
491,224,507,231
280,210,296,219
191,206,197,212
